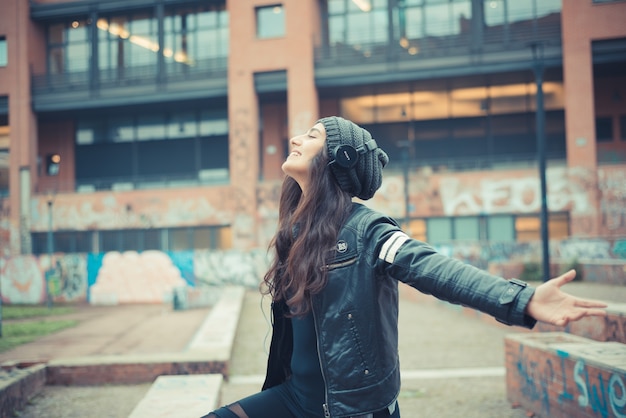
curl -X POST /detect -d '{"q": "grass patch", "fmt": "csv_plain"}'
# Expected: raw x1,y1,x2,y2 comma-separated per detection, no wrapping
2,305,75,320
0,319,78,353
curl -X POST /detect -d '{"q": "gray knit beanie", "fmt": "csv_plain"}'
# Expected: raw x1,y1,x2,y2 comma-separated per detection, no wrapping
318,116,389,200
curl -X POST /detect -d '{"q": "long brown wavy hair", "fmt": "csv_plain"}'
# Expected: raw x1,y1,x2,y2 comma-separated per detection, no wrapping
261,146,353,316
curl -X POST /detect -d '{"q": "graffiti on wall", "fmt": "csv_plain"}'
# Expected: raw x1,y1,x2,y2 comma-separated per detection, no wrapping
0,254,90,304
599,168,626,231
30,194,233,232
230,107,256,248
194,249,269,288
1,235,624,305
1,256,45,304
438,167,593,217
1,249,270,305
53,254,88,302
89,251,187,305
515,343,626,418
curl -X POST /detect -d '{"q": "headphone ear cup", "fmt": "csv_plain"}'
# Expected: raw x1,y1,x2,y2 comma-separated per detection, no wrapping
333,144,359,168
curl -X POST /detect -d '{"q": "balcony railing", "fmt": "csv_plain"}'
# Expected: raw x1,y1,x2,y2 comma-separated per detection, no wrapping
315,13,562,68
32,56,228,96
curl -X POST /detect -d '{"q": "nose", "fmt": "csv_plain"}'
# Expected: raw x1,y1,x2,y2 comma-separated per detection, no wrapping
290,134,303,147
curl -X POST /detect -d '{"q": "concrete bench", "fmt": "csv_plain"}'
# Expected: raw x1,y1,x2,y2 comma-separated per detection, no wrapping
128,374,223,418
505,332,626,418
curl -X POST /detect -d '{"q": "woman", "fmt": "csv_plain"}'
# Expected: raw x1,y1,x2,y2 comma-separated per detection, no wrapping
203,116,607,418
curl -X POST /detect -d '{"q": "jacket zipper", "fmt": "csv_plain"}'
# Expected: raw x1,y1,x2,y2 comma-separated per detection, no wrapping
324,257,357,271
312,301,331,418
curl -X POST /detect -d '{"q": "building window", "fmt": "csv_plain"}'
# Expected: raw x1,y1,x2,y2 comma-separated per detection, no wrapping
425,213,568,244
515,213,569,242
31,231,93,254
96,10,158,74
328,0,389,49
167,226,231,251
74,107,229,190
45,153,61,176
620,115,626,140
48,19,90,74
31,226,232,254
163,3,229,70
256,5,285,39
595,116,614,142
0,37,7,66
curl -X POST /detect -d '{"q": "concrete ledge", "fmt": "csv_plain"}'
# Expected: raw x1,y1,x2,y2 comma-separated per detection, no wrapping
46,356,228,386
505,332,626,418
0,364,46,418
45,286,246,386
185,286,246,359
128,374,223,418
3,285,247,418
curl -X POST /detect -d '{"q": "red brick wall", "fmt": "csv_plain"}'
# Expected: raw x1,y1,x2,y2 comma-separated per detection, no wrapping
46,360,229,386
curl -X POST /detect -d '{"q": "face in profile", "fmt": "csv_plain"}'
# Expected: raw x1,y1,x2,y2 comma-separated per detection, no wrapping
282,122,327,192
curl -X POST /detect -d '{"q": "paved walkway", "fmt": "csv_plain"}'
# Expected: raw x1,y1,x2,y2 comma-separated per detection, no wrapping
9,280,626,418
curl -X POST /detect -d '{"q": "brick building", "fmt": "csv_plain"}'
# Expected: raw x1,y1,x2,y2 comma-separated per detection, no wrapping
0,0,625,263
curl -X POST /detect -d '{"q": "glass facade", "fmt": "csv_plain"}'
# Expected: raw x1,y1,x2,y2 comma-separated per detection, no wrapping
338,77,566,171
321,0,562,60
48,19,91,74
75,108,229,190
97,11,159,74
164,3,229,66
45,2,228,81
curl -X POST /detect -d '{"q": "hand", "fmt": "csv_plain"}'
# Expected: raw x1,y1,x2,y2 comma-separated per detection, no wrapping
525,269,608,327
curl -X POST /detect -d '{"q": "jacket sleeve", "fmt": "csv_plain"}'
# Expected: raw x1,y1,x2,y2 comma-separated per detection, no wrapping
369,221,537,329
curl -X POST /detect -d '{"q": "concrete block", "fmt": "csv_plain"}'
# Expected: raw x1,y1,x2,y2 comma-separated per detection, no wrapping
505,332,626,418
128,374,223,418
0,364,46,418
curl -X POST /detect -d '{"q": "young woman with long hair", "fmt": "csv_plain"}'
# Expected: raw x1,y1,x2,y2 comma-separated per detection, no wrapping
203,116,607,418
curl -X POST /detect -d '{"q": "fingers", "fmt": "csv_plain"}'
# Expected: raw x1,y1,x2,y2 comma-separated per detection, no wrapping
575,298,609,309
550,269,577,287
560,307,608,326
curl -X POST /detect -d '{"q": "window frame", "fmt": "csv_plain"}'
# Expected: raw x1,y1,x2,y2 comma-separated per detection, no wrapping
256,4,286,39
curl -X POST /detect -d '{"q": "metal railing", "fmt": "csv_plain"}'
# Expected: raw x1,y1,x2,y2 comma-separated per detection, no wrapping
32,56,228,96
315,14,562,67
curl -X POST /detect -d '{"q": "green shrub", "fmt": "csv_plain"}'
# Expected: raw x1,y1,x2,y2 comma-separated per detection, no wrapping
519,261,543,282
560,259,583,281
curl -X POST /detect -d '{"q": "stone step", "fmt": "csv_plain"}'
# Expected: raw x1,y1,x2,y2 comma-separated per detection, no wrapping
505,332,626,418
128,374,223,418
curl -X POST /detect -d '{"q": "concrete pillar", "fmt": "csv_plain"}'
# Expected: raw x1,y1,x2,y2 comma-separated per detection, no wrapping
227,0,320,249
3,0,40,254
561,0,626,237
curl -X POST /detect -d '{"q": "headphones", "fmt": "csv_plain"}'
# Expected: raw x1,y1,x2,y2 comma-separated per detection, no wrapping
329,138,379,169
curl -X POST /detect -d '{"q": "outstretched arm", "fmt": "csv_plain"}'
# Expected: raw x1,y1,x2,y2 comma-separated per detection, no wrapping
525,269,608,327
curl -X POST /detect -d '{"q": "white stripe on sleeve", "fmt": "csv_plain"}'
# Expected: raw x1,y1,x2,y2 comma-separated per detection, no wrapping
379,231,409,263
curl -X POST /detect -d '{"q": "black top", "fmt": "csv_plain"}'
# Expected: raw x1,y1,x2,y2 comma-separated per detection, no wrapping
289,311,326,415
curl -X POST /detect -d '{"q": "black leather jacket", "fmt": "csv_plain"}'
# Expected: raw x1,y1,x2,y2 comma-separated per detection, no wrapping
263,203,537,418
